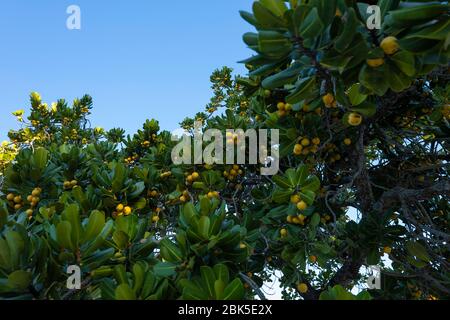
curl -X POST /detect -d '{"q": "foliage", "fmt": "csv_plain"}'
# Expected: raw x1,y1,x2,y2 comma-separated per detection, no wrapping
0,0,449,300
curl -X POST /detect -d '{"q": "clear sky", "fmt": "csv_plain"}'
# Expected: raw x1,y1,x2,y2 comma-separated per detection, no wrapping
0,0,254,141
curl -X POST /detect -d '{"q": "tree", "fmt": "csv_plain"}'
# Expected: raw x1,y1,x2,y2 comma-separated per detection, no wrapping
0,0,449,300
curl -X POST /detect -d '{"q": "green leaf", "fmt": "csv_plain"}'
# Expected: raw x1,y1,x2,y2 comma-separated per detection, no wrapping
213,264,229,284
32,148,49,170
258,31,292,57
83,210,105,243
160,239,183,263
222,278,245,300
56,221,73,250
335,8,357,52
260,0,288,17
198,216,211,239
347,83,368,106
272,175,292,189
200,266,216,298
112,230,129,250
390,51,416,77
286,77,317,104
406,241,430,263
63,204,81,249
299,8,324,39
153,262,177,277
253,2,286,29
115,284,136,300
7,270,32,291
261,62,302,89
310,213,321,228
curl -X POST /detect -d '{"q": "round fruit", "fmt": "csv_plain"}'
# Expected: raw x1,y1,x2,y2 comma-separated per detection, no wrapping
380,36,399,55
309,255,317,263
6,193,14,201
348,113,363,126
32,188,41,196
290,194,301,204
70,180,78,186
297,283,308,294
14,204,22,210
322,93,335,107
384,246,392,254
152,216,160,223
280,228,288,237
312,138,320,145
297,201,308,211
367,58,385,68
116,204,124,212
13,196,22,204
123,206,132,215
301,138,310,147
293,144,303,155
26,209,33,216
192,172,200,180
179,196,187,203
27,195,34,202
344,138,352,146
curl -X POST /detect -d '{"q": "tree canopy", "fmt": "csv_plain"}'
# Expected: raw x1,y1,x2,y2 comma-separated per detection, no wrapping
0,0,449,300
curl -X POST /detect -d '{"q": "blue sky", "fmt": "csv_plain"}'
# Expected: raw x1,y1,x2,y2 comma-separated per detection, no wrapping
0,0,254,141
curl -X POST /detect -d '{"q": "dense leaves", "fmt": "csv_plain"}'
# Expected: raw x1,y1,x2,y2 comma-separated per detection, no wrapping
0,0,449,300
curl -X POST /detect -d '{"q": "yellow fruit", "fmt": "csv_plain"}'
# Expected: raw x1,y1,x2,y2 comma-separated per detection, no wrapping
230,169,237,176
116,204,124,212
179,196,187,203
27,195,34,202
322,93,335,107
207,192,214,199
280,228,288,237
312,138,320,145
70,180,78,186
290,194,301,204
13,196,22,204
292,217,300,224
277,102,286,111
192,172,200,180
64,181,72,189
287,216,293,223
297,201,308,211
297,283,308,294
380,36,399,55
293,144,303,155
309,255,317,263
26,209,33,216
301,138,310,147
152,216,160,223
348,113,363,126
277,110,286,117
384,246,392,254
6,193,14,201
32,197,40,204
233,165,240,171
344,138,352,146
186,175,194,183
239,243,247,249
14,204,22,210
32,188,41,196
367,58,385,68
123,206,132,216
285,103,292,111
213,191,220,198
